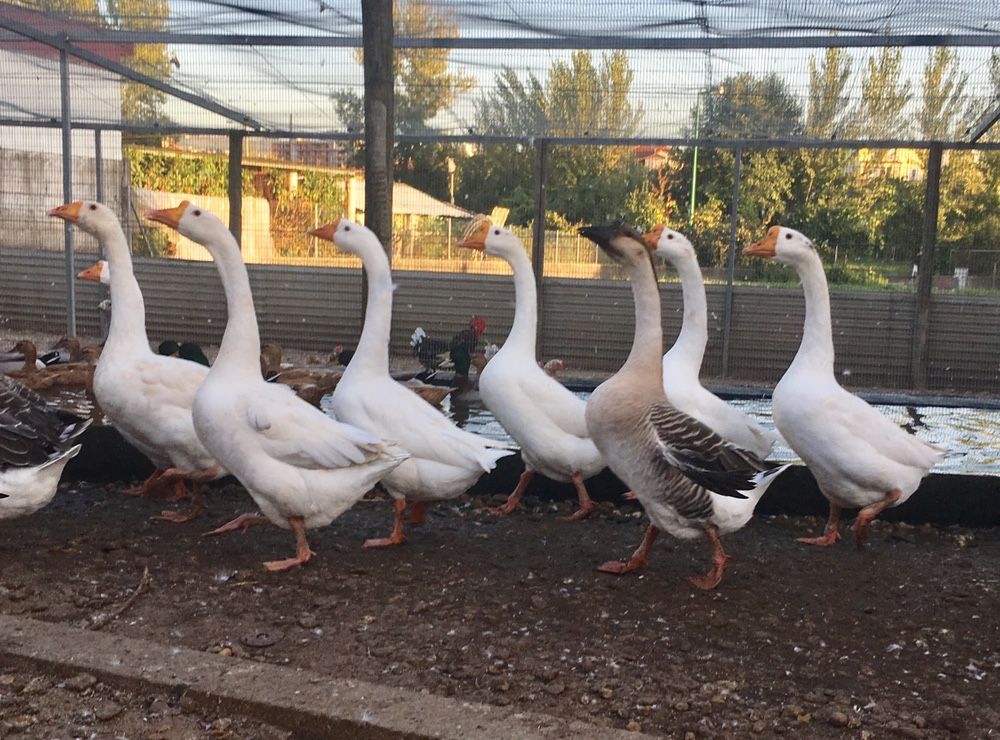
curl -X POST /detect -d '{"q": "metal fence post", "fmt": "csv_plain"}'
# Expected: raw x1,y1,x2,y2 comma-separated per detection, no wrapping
720,147,741,377
531,138,551,358
94,128,103,204
912,143,943,390
59,49,76,336
227,131,244,246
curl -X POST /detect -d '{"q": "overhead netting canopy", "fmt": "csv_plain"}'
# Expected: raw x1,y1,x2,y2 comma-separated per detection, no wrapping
0,0,998,142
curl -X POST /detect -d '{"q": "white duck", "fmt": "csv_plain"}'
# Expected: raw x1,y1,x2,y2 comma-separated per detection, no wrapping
310,219,513,547
0,375,90,519
50,202,224,521
649,225,777,458
456,215,605,519
146,202,409,571
580,222,786,589
744,226,945,547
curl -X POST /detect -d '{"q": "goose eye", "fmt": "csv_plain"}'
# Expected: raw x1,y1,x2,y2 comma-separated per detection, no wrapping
345,225,351,231
666,233,674,239
785,233,792,240
494,229,500,235
89,204,97,211
193,209,202,216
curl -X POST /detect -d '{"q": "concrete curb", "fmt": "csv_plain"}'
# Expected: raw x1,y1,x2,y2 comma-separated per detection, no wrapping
0,614,651,740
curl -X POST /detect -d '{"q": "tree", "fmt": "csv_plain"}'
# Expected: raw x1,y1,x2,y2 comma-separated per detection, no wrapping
334,0,472,134
856,47,912,139
700,73,801,139
806,47,852,138
106,0,172,124
917,47,968,140
466,51,645,225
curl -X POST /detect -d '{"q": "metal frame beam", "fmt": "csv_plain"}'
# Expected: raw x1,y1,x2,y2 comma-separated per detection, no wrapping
5,118,1000,150
32,30,1000,50
967,101,1000,143
0,15,262,129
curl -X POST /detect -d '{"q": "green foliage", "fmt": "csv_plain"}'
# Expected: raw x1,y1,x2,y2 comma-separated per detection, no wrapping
824,262,891,287
857,48,912,138
701,73,802,139
806,48,851,137
126,148,247,196
918,48,969,139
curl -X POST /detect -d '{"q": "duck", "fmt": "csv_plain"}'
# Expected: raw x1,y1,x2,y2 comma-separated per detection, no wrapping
158,340,211,367
39,336,83,366
3,341,92,392
401,378,454,407
579,222,786,589
259,341,342,407
310,218,512,548
1,342,46,376
146,201,409,571
0,374,91,518
49,201,226,521
744,226,945,547
648,225,777,458
457,216,605,519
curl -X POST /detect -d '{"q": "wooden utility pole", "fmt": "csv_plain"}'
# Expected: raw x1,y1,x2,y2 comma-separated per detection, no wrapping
227,131,244,245
362,0,394,258
911,143,943,390
531,139,551,356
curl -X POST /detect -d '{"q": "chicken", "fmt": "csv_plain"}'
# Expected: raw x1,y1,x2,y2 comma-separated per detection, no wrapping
410,316,487,377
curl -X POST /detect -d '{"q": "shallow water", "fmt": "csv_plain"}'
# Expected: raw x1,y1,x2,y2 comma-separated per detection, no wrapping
437,392,1000,478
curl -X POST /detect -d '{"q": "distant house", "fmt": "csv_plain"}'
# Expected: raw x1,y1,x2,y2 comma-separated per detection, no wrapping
634,145,673,170
0,2,132,249
854,148,927,181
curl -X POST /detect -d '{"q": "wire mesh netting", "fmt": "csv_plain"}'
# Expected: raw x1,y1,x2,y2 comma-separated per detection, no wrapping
1,1,999,397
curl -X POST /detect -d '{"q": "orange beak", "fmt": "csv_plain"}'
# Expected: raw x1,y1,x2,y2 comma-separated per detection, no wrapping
457,218,490,251
48,202,83,222
744,226,780,258
641,225,665,251
308,219,340,241
77,261,104,282
146,201,190,230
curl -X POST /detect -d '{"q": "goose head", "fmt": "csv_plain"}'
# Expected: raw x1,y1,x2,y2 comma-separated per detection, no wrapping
77,259,110,285
645,225,696,267
456,215,524,260
146,201,231,256
48,201,119,238
308,218,382,259
744,225,816,266
579,221,654,268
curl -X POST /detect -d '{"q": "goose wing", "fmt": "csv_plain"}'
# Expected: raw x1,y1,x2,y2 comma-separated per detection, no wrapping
247,383,389,469
0,376,90,466
515,371,589,438
647,402,769,499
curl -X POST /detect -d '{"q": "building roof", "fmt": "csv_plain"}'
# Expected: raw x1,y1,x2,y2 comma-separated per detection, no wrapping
348,178,472,219
0,3,133,65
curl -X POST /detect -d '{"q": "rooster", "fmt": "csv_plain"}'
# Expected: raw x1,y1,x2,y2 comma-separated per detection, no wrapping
410,315,486,376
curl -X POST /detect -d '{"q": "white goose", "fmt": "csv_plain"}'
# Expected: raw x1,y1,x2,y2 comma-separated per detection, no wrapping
50,202,224,520
456,216,605,519
580,222,786,589
650,225,777,458
744,226,945,546
0,375,90,519
146,202,409,571
310,219,513,547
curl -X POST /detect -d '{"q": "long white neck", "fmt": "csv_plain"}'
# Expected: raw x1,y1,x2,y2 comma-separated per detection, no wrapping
621,253,664,383
98,219,150,355
207,229,261,377
349,240,393,377
500,247,538,358
662,253,707,379
790,251,835,375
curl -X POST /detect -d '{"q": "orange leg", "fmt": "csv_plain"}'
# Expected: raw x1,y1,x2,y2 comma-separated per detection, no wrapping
408,501,431,526
263,516,315,572
364,498,408,549
488,470,535,516
852,489,902,550
203,512,268,537
598,525,658,575
152,482,204,523
688,526,731,590
561,472,595,521
797,504,842,546
123,469,167,497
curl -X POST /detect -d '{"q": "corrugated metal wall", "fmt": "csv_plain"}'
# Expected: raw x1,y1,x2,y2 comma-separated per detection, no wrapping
2,247,998,394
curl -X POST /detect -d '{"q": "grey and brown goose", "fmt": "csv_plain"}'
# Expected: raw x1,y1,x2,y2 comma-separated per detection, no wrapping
0,375,91,518
579,222,785,589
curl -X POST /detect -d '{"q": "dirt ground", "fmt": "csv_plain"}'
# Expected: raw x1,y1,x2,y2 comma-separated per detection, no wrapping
1,482,997,739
